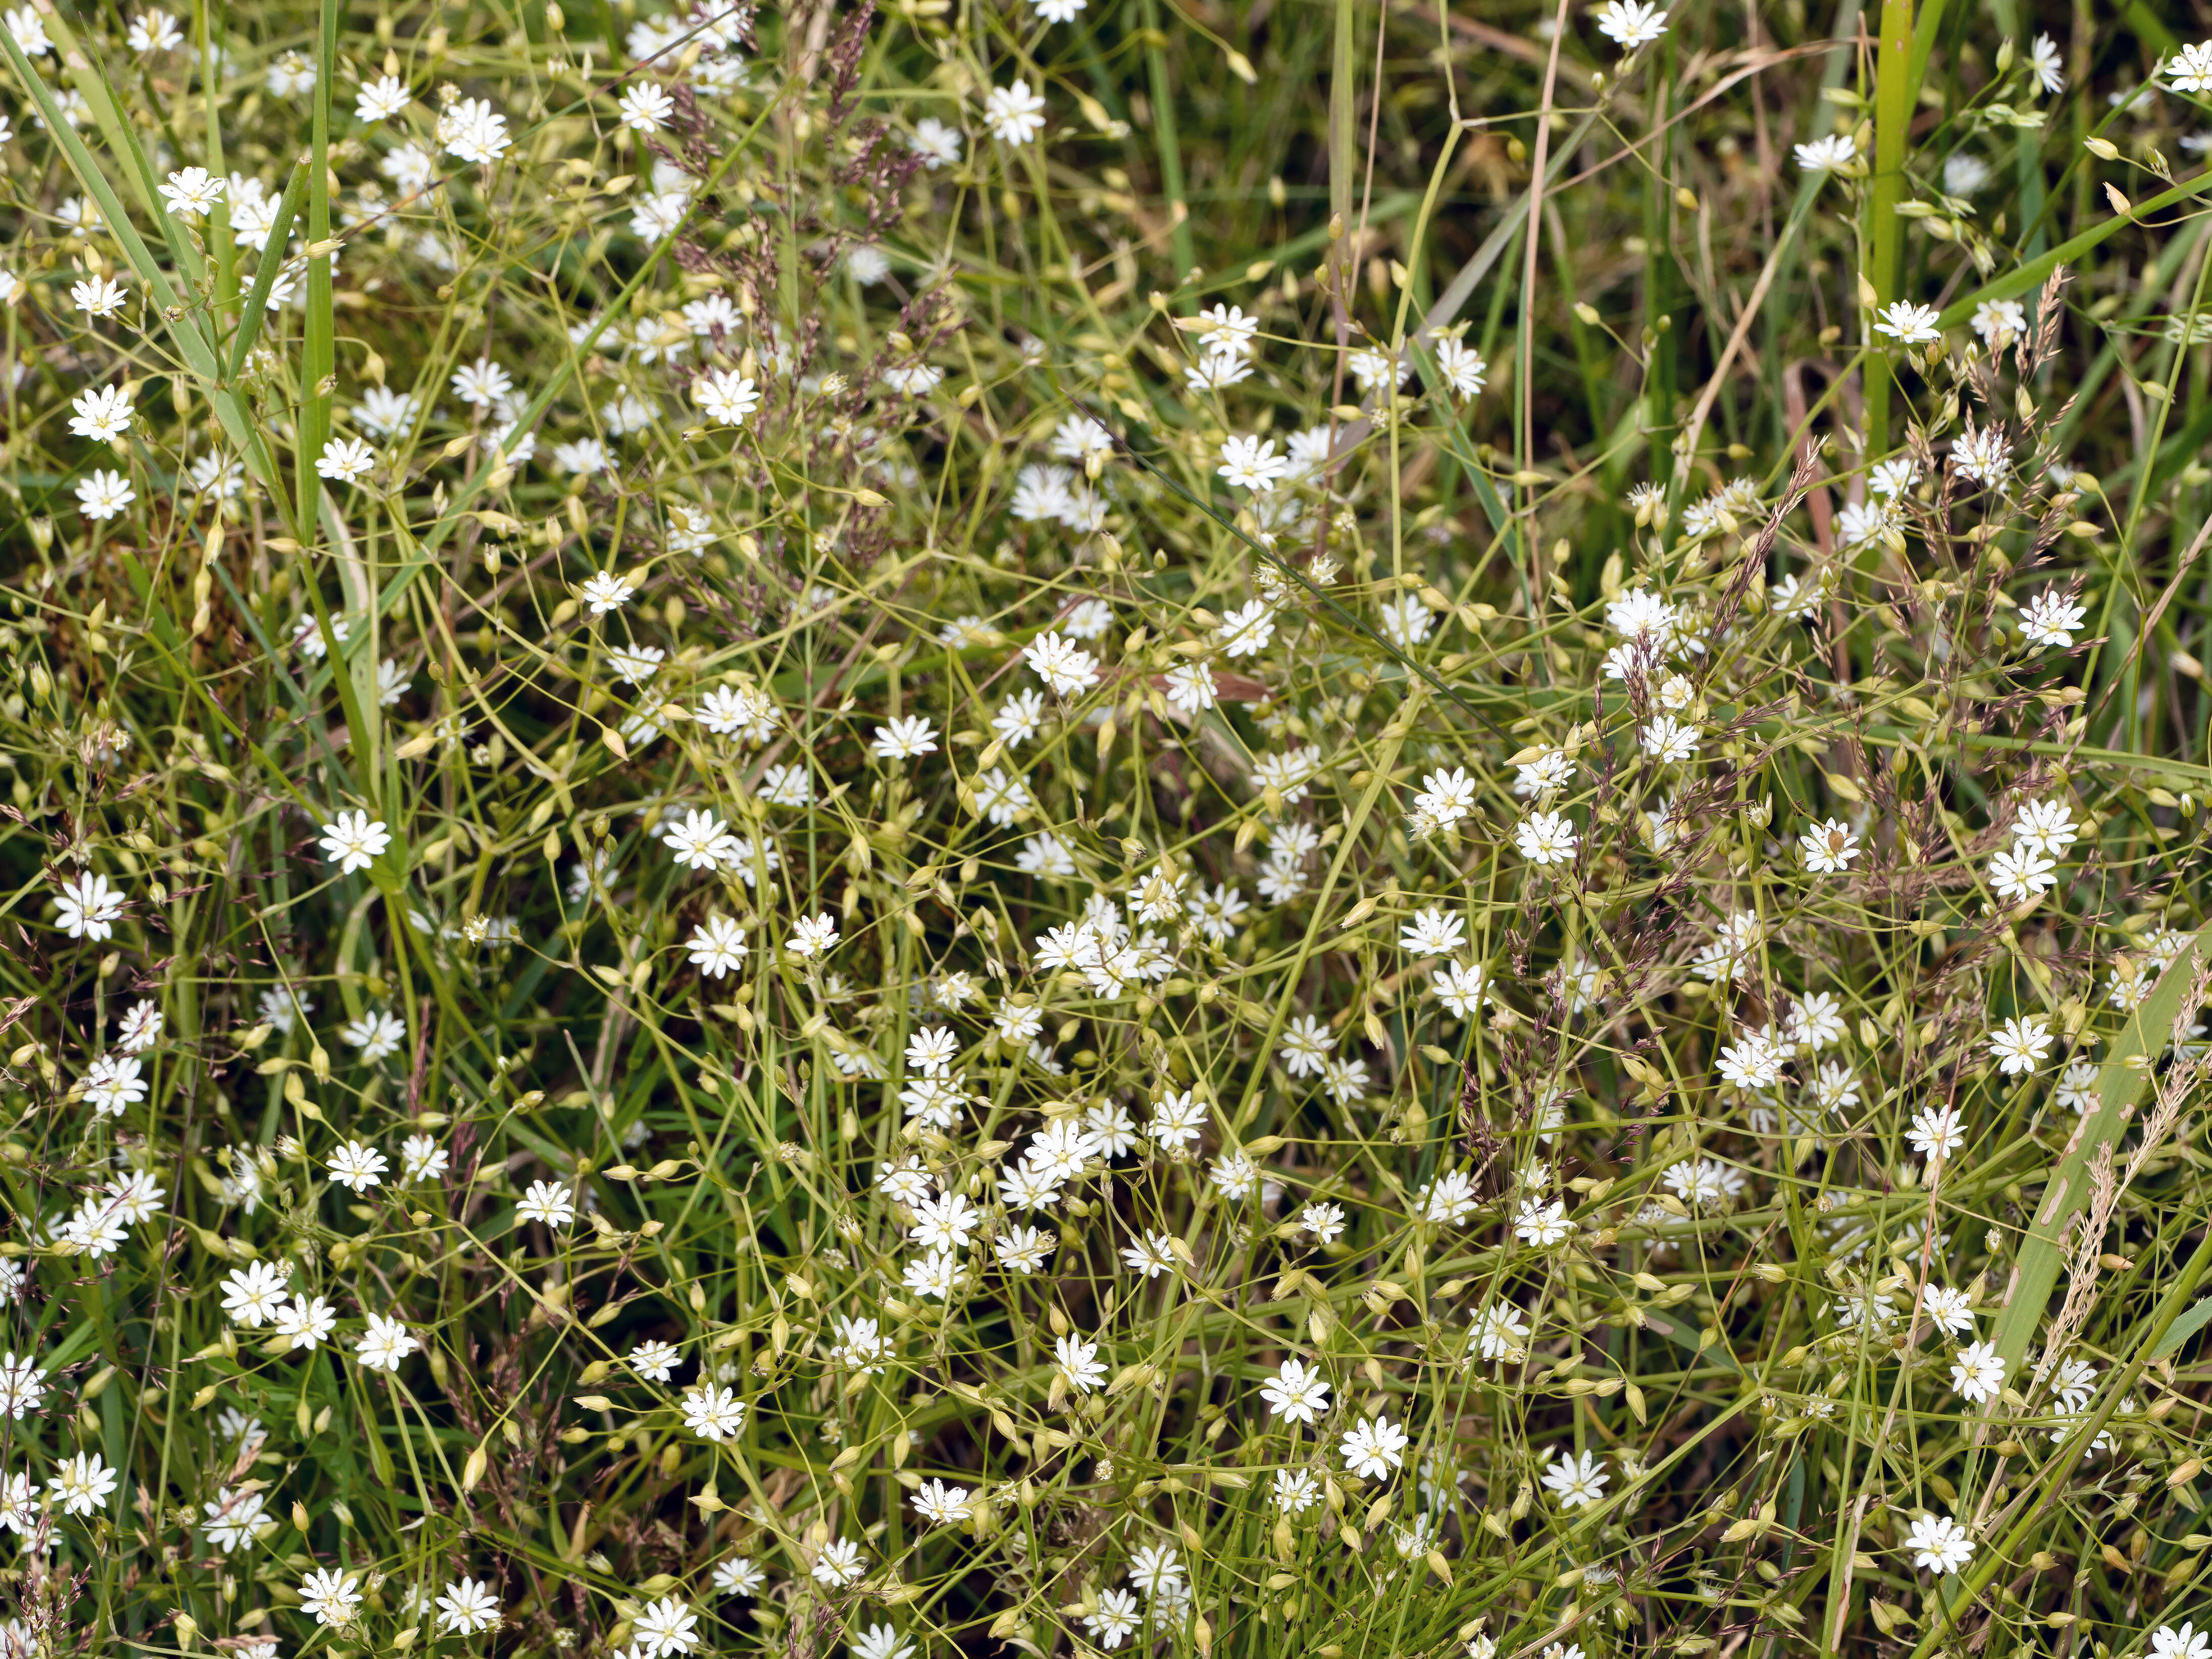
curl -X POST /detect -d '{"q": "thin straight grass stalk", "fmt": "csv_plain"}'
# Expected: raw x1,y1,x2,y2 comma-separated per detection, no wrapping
297,0,340,542
1137,0,1192,281
1515,0,1571,635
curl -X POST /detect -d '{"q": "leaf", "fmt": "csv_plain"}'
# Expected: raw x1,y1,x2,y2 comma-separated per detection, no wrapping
2152,1295,2212,1361
228,158,311,377
1991,927,2210,1374
0,30,289,521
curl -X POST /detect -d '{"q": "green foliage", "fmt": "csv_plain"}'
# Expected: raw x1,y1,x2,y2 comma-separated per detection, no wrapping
3,5,2212,1659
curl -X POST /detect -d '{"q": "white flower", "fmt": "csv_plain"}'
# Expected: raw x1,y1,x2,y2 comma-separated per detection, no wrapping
1260,1358,1331,1425
1400,906,1466,958
0,1355,46,1419
436,1579,503,1636
1919,1286,1975,1337
910,1478,975,1526
2029,33,2064,95
159,166,226,217
46,1452,119,1514
787,913,841,958
1164,662,1217,717
1055,1333,1107,1392
984,80,1047,145
994,1226,1054,1272
355,1312,418,1372
438,96,511,163
2167,40,2212,94
630,1598,698,1658
1148,1089,1208,1149
318,811,391,873
4,6,52,54
316,436,377,483
1025,630,1100,695
300,1568,363,1626
619,83,677,131
1971,298,2030,349
1906,1105,1965,1163
1215,600,1275,658
1419,1169,1480,1224
356,74,412,121
77,469,137,519
582,571,637,613
1434,337,1487,397
1514,1197,1570,1246
1944,153,1991,195
1338,1414,1408,1479
1377,594,1432,646
1988,1014,2053,1076
1516,811,1577,865
1716,1032,1784,1091
1218,434,1290,491
873,715,939,759
2020,588,2087,649
696,368,760,425
55,872,125,940
688,915,749,977
1873,301,1942,344
451,359,512,406
1083,1589,1141,1650
1301,1202,1346,1243
274,1296,336,1351
517,1180,576,1227
682,1384,748,1442
2012,798,2080,856
1640,715,1700,763
1902,1512,1975,1575
812,1540,866,1587
326,1140,389,1192
1186,881,1248,941
853,1629,914,1659
221,1260,293,1326
713,1557,766,1596
201,1486,268,1552
1347,346,1406,391
2153,1626,2212,1659
1592,0,1667,49
69,384,135,441
1799,818,1860,872
1473,1302,1530,1362
342,1009,406,1061
1541,1449,1608,1508
1949,1339,2005,1403
1951,425,2011,484
910,117,963,168
1435,959,1493,1019
1989,844,2057,902
1274,1468,1320,1512
1794,133,1858,171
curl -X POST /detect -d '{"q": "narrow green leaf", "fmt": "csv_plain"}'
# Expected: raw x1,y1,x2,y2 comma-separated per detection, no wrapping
2151,1294,2212,1361
0,28,292,531
1940,168,2212,329
228,157,310,380
1989,929,2210,1375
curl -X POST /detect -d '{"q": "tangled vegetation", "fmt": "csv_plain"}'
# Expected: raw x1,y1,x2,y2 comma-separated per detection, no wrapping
4,2,2212,1658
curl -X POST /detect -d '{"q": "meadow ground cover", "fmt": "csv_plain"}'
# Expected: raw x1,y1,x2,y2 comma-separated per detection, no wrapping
7,2,2212,1658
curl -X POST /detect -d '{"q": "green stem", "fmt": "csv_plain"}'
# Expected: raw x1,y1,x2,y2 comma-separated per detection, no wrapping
1138,0,1193,281
1864,0,1915,462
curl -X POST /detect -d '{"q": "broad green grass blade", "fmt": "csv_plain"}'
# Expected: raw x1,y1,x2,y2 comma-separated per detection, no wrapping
1989,928,2211,1376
